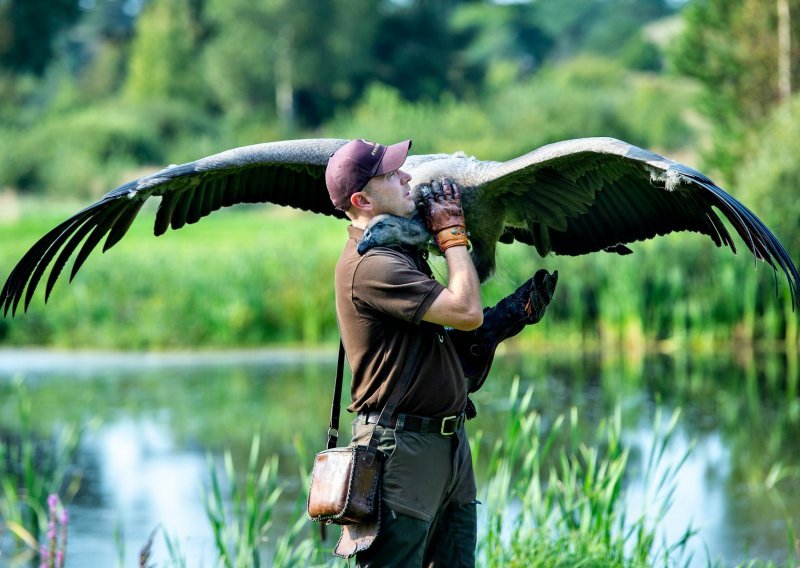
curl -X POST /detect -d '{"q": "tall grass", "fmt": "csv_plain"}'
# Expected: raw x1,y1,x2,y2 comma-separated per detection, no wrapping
204,435,283,567
0,378,82,563
1,204,794,351
476,378,696,567
202,434,320,567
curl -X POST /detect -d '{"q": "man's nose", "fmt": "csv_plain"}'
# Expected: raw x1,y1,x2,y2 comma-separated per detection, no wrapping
399,169,411,184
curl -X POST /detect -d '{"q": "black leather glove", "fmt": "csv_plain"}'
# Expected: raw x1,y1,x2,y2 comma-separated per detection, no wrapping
450,269,558,394
492,268,558,333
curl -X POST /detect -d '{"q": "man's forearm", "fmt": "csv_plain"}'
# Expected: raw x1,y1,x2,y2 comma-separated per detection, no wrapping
418,177,482,330
443,245,482,327
422,245,483,330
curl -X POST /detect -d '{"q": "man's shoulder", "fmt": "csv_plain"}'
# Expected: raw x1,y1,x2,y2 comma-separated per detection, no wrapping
340,242,413,265
362,245,415,261
337,243,415,282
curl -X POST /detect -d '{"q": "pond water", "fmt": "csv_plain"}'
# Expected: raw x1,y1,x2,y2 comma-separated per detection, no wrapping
0,347,798,566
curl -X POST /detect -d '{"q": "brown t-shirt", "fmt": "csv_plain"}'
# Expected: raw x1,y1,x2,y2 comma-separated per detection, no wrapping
335,225,468,418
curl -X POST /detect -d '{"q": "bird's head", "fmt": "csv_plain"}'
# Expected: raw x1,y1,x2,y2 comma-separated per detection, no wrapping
357,212,431,256
356,217,387,255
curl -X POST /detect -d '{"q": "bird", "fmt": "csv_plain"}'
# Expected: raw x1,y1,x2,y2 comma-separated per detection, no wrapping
2,136,799,316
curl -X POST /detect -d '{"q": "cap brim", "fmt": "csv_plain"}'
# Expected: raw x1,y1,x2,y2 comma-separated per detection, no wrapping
375,139,411,175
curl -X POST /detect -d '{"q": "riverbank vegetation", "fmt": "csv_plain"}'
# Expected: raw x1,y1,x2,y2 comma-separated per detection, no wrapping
2,375,797,566
1,203,796,353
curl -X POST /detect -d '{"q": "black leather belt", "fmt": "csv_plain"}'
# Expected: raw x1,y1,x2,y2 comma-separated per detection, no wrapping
358,411,465,436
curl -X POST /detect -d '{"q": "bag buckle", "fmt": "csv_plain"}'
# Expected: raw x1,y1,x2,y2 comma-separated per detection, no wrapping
440,415,459,436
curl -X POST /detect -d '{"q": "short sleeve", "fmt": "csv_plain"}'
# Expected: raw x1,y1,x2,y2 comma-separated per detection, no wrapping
352,250,444,324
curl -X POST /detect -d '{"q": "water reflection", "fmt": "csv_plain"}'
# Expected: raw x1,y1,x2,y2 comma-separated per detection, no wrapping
0,348,798,566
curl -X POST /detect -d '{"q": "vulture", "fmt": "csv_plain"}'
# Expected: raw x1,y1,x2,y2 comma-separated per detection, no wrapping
2,136,799,316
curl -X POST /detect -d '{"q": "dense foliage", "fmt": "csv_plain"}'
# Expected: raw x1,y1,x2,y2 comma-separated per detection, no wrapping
670,0,800,180
0,0,684,195
1,0,799,348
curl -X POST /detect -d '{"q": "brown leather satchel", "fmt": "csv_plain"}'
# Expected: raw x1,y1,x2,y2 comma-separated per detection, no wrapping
307,336,423,556
307,445,383,524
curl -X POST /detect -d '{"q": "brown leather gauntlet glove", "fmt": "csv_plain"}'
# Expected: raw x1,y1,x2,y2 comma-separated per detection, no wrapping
418,179,468,253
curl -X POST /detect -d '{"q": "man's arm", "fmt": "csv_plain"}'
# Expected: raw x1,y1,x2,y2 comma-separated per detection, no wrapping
450,269,559,392
417,179,483,331
423,245,483,330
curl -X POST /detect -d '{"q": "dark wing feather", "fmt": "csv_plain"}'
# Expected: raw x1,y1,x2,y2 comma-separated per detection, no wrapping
475,137,800,305
2,138,348,315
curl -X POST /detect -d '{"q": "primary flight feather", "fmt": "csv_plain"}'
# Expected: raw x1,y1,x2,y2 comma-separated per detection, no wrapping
2,136,798,315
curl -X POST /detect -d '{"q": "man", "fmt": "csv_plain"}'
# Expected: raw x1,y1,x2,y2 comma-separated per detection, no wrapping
326,138,556,567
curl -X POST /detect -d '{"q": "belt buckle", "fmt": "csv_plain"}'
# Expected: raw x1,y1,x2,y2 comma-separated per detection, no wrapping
440,415,458,436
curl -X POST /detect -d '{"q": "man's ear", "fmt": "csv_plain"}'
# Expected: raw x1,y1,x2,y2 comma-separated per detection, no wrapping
350,191,373,211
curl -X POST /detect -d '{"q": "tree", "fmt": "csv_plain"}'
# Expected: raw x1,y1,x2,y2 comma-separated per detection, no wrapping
670,0,800,179
203,0,381,129
371,0,461,102
534,0,674,61
0,0,82,75
124,0,204,104
449,2,554,91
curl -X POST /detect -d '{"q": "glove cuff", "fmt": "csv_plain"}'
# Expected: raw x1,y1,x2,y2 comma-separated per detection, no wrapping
436,226,469,253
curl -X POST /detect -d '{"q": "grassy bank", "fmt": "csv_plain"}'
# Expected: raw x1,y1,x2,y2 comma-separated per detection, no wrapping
0,201,796,351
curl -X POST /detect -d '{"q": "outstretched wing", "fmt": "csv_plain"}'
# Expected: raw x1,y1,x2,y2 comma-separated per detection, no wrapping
1,138,348,315
477,137,800,304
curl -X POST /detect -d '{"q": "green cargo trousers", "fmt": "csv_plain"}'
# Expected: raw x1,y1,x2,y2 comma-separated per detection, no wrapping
349,416,478,567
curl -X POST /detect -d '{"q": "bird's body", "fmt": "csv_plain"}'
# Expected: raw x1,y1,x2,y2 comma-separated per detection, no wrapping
2,136,799,315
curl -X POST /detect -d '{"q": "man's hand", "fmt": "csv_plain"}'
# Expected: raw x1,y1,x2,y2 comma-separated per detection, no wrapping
419,178,482,330
418,178,468,253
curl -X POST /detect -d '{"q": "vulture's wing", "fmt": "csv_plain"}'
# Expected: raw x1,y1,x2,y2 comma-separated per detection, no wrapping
1,138,348,315
475,137,800,304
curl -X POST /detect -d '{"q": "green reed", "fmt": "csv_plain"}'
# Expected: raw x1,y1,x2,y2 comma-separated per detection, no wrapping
1,205,796,351
202,434,322,567
475,377,696,567
204,435,282,567
0,378,82,563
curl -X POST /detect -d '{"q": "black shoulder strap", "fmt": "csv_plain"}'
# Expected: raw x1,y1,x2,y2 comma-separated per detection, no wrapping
326,340,347,450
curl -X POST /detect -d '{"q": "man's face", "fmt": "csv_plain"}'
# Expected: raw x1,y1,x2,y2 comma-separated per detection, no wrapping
363,168,415,218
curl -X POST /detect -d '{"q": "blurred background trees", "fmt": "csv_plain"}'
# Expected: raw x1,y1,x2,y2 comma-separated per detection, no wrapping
1,0,799,347
0,0,699,196
671,0,800,181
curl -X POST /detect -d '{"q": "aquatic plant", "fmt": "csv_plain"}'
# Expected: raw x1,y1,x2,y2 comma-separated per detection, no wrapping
476,377,697,567
0,378,81,563
38,494,68,568
203,434,286,568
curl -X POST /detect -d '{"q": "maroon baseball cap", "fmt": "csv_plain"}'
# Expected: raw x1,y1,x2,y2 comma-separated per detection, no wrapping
326,138,412,210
